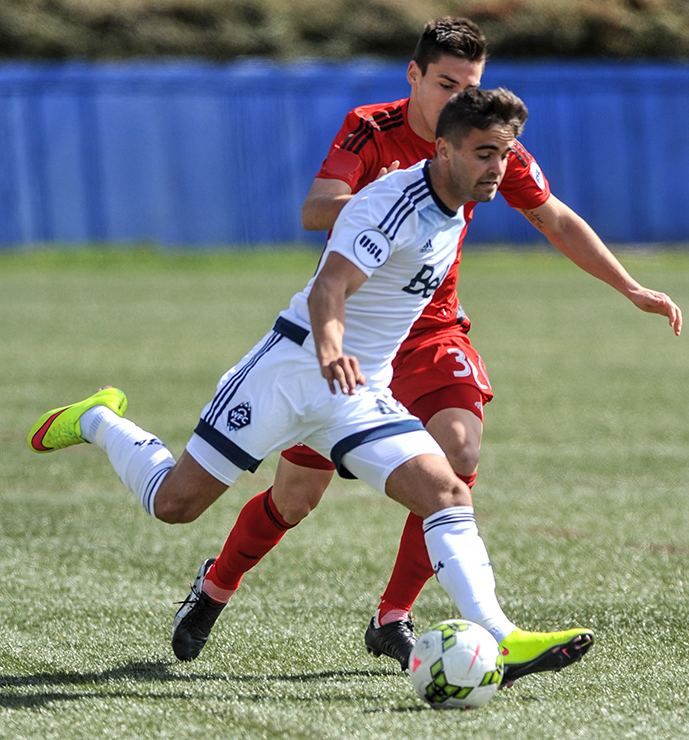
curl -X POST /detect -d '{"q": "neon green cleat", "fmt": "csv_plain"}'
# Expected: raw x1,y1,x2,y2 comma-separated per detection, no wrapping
27,387,128,453
499,627,594,684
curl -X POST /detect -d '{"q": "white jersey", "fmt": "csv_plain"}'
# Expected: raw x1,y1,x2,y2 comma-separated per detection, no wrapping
280,160,467,387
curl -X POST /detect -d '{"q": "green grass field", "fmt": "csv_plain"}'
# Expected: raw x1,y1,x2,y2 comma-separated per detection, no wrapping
1,247,688,738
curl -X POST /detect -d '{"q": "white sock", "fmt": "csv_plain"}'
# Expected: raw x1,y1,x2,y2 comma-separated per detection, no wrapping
423,506,515,643
81,406,175,517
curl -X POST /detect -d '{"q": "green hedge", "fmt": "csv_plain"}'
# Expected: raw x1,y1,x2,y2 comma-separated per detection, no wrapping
1,0,688,60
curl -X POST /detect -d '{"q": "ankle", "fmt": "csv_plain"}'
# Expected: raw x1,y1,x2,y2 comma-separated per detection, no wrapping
80,406,120,443
202,578,235,605
375,606,410,627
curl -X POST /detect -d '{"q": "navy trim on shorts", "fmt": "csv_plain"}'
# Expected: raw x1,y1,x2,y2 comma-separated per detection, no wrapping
204,330,283,427
194,419,262,473
273,316,309,346
330,419,425,479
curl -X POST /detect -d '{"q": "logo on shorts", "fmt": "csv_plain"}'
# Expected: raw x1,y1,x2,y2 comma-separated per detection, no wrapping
227,402,252,431
376,396,404,415
353,229,391,268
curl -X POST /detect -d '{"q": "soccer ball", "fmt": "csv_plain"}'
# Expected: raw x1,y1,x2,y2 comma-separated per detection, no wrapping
408,619,504,709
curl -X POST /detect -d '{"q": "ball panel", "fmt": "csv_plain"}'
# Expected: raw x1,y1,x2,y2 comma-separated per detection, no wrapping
409,619,503,710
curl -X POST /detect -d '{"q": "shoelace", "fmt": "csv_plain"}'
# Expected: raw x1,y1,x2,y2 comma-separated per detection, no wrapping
174,582,202,607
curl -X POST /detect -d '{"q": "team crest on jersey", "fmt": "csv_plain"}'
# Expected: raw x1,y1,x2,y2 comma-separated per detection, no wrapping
227,402,252,431
530,161,545,190
353,229,391,268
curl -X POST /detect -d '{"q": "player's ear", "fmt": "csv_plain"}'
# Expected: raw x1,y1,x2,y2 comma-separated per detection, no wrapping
436,137,449,162
407,60,421,86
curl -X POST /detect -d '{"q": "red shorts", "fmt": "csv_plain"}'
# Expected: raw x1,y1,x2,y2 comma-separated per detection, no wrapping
280,329,493,471
390,330,493,422
281,442,336,470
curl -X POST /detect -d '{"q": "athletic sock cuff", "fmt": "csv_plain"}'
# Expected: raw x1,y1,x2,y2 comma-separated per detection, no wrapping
264,488,295,530
423,506,475,535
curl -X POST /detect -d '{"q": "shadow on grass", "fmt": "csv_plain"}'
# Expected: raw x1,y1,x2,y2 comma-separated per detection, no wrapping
0,660,398,709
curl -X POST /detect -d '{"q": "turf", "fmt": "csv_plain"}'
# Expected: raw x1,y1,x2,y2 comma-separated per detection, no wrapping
1,247,688,738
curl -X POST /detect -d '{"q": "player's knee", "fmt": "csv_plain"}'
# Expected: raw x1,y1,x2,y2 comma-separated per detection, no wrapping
444,438,480,478
272,464,332,525
153,491,202,524
276,499,314,524
412,480,471,517
272,482,328,524
434,479,472,510
386,454,472,517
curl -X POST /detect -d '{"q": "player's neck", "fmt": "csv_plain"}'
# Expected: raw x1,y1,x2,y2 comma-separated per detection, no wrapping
427,159,466,213
406,99,435,142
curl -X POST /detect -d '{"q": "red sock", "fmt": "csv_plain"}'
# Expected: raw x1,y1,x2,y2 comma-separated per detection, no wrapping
204,488,294,601
377,471,476,624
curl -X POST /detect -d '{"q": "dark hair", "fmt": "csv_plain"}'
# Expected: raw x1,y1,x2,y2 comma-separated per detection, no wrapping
436,87,528,144
412,17,487,74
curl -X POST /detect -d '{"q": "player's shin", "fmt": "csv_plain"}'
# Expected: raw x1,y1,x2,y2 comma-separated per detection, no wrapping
422,506,515,642
203,488,296,598
376,512,434,625
81,407,175,516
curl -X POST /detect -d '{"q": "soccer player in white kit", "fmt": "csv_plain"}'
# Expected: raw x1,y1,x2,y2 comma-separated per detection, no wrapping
28,88,594,676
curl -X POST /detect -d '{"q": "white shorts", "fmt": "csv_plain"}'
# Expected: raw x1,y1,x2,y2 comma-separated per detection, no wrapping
186,318,445,492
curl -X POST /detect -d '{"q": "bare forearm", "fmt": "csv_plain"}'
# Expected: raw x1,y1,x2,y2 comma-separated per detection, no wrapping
521,200,682,334
522,206,640,298
307,278,347,367
302,194,354,231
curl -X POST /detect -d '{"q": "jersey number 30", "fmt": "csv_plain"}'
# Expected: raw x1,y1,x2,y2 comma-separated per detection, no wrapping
447,348,490,390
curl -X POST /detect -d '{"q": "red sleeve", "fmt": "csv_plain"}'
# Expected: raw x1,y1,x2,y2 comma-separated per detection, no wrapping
498,140,550,209
315,109,376,190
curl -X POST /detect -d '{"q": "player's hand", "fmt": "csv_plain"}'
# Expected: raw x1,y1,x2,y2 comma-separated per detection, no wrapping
628,286,683,336
321,355,366,395
375,160,400,180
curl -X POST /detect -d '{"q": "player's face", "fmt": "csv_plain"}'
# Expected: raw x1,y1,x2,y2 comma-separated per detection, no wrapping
407,55,485,141
438,125,514,204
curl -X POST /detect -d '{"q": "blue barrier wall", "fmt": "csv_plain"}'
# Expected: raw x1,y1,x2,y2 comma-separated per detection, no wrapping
1,60,688,247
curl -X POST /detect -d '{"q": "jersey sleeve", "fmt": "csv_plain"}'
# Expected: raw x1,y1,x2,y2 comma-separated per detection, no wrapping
315,109,378,190
325,190,397,277
498,140,551,209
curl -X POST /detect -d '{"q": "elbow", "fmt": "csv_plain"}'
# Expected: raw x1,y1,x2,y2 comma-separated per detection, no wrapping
301,201,320,231
306,285,320,312
308,277,338,311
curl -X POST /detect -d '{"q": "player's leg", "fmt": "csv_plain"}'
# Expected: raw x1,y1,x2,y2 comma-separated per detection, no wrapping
27,329,299,523
27,386,228,519
205,450,334,596
173,450,336,660
344,434,593,684
271,446,336,524
366,383,485,668
170,335,338,660
153,450,228,522
342,435,514,642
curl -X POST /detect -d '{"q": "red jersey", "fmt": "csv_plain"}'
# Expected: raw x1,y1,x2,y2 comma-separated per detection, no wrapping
316,98,551,345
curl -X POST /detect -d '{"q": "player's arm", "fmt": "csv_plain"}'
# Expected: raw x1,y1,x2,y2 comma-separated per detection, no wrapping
307,252,368,394
302,165,400,231
520,194,683,336
302,178,354,231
